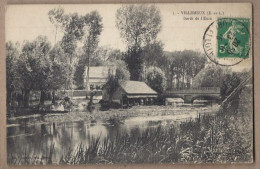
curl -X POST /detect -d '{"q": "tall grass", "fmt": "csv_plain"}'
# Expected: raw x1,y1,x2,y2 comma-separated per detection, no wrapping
60,86,253,164
58,109,252,164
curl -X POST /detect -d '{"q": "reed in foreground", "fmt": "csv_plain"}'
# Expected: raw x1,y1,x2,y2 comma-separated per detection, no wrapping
60,110,253,164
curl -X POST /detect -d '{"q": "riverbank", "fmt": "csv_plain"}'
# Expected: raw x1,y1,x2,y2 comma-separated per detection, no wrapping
7,104,219,126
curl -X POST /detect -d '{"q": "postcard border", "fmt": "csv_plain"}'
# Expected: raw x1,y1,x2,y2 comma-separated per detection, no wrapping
0,1,259,169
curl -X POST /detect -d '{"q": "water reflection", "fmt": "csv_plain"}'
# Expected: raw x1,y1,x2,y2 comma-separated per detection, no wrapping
7,104,218,164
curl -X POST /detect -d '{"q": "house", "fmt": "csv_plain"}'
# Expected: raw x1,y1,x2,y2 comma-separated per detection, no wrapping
103,81,158,106
83,66,113,90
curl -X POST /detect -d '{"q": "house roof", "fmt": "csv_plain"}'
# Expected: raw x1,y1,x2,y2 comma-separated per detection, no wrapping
85,66,110,79
120,81,157,95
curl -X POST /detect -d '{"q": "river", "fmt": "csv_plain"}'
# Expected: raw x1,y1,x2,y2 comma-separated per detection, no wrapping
7,103,219,164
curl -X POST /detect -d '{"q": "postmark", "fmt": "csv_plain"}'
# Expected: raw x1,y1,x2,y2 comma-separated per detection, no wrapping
203,18,250,66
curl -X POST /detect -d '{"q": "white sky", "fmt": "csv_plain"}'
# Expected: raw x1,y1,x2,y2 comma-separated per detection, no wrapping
5,3,252,71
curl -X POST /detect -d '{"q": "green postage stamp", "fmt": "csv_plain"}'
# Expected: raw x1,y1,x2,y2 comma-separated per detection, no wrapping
217,18,250,59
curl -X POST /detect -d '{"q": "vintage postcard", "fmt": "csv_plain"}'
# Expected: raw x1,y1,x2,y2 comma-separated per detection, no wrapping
5,3,253,165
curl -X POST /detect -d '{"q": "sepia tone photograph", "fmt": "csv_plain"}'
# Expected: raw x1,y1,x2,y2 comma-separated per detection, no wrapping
4,3,253,165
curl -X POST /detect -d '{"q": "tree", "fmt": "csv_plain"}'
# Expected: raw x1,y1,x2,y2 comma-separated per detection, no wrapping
49,8,103,91
105,60,130,102
221,70,252,113
73,59,86,89
82,11,103,90
106,48,123,63
60,13,86,64
94,46,124,64
116,4,162,48
221,72,242,100
142,41,164,67
49,8,80,92
124,46,143,80
116,4,162,80
6,42,20,105
15,36,70,107
146,67,166,93
74,47,124,89
162,50,207,89
192,64,231,89
48,7,64,44
48,9,86,92
49,44,71,103
140,41,164,81
17,36,52,107
181,50,207,88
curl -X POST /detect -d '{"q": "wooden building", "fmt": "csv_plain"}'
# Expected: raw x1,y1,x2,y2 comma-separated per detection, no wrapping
103,81,158,106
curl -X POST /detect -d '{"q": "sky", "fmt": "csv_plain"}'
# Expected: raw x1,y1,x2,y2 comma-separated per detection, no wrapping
5,3,252,71
5,4,223,52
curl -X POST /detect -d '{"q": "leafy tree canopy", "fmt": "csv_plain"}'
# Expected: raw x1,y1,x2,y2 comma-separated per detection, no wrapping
105,60,130,101
116,4,162,48
146,66,166,93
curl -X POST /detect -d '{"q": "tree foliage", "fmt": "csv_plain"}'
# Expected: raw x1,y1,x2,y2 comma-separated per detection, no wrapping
161,50,207,89
116,4,161,48
94,46,124,65
6,42,19,89
6,42,20,104
146,67,166,93
124,46,143,80
105,60,130,102
15,36,52,106
116,4,162,81
17,36,52,91
7,36,70,107
142,41,164,67
48,7,64,29
74,47,124,89
49,44,71,91
220,72,242,100
48,8,103,90
192,64,246,101
82,11,103,59
192,64,231,88
73,60,86,89
48,7,64,44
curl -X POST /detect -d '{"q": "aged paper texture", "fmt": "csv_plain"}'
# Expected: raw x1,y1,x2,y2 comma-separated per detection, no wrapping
0,1,259,169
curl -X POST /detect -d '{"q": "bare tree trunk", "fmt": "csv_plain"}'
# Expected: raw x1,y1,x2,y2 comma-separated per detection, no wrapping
177,78,180,89
170,75,173,89
186,76,191,89
39,91,46,106
52,90,56,104
182,73,185,89
7,89,11,107
54,26,57,45
23,89,30,108
86,53,90,92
